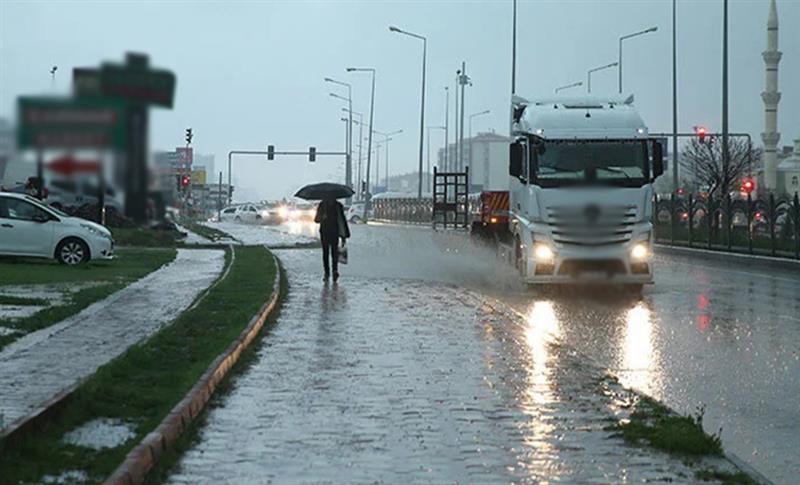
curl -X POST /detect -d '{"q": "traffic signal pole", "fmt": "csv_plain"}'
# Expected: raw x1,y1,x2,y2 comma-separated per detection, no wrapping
226,148,347,205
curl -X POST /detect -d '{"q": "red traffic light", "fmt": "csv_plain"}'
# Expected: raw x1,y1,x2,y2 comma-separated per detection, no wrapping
181,175,191,187
740,179,755,194
696,126,707,144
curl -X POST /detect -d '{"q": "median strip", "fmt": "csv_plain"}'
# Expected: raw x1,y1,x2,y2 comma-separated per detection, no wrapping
0,246,279,485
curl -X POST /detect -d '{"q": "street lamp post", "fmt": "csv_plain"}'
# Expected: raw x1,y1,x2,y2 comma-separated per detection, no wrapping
325,77,353,192
390,25,427,199
587,62,618,93
374,129,402,190
347,67,376,220
444,86,450,171
555,81,583,94
618,26,658,93
344,108,364,199
468,110,490,171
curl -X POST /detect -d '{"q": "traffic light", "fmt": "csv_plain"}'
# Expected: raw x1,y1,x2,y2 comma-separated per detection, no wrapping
309,146,316,162
267,145,275,161
181,174,191,188
741,178,755,194
695,126,707,144
185,128,193,144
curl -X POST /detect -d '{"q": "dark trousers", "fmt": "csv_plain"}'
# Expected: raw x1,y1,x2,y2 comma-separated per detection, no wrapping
321,233,339,275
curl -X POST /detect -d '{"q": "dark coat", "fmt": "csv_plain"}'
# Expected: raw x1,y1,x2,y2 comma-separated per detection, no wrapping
314,200,350,238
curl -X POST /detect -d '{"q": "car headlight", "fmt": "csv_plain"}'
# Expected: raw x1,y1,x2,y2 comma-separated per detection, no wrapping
277,207,289,219
631,243,649,260
533,244,554,262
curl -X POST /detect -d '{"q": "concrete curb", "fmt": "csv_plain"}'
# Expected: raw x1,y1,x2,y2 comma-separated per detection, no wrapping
655,243,800,269
103,251,283,485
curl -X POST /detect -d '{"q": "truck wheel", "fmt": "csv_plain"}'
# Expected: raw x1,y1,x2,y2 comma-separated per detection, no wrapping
56,238,90,265
624,284,644,297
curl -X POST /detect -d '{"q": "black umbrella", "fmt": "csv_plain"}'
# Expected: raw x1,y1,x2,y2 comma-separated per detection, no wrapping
294,182,354,201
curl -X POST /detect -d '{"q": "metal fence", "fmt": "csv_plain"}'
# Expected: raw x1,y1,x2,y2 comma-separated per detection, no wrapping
372,197,433,224
654,192,800,259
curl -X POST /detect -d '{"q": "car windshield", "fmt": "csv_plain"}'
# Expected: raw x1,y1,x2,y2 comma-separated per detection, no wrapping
536,140,647,187
22,195,66,217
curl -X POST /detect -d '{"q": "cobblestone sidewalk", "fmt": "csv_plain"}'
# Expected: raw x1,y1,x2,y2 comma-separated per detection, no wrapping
167,249,733,484
0,249,225,433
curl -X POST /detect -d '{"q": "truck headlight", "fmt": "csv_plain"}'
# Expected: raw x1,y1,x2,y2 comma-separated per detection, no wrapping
631,243,649,260
534,244,554,262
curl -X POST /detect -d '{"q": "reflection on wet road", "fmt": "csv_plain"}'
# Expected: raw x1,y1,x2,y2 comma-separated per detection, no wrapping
169,248,708,483
174,222,798,483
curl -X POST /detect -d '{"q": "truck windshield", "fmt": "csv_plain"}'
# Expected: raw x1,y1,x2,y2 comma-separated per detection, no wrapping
536,140,648,188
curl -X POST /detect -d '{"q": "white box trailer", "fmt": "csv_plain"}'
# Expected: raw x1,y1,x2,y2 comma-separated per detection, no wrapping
507,94,665,290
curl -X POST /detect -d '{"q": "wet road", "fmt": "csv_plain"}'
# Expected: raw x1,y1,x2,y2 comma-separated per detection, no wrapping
173,222,798,483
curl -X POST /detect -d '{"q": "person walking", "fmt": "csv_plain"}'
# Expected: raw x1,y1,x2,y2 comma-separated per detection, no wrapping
314,197,350,281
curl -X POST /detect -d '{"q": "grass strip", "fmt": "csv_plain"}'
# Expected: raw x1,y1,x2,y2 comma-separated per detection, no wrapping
0,246,275,485
111,227,184,247
607,396,722,456
695,467,759,485
0,296,48,306
179,220,234,242
145,263,288,484
0,249,177,351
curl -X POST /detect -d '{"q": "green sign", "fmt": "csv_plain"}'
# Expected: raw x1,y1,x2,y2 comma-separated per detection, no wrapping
100,53,176,108
17,96,127,150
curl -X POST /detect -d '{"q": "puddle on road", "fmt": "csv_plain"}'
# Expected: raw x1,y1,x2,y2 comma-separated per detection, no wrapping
62,417,136,450
0,282,105,322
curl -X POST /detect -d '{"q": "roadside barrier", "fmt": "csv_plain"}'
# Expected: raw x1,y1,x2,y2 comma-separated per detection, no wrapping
654,191,800,259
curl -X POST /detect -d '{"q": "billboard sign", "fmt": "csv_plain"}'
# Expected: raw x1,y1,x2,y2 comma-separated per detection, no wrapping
17,96,127,149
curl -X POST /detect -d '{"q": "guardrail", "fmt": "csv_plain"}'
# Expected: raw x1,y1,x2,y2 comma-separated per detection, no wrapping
654,192,800,259
371,194,483,226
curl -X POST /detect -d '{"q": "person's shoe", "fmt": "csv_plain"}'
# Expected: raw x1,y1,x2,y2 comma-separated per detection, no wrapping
333,272,339,282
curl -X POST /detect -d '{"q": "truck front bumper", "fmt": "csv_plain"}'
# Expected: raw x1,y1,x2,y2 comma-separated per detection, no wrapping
524,243,653,285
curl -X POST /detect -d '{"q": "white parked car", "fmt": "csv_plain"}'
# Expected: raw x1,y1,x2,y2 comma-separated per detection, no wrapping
219,204,262,223
346,202,371,223
0,193,114,265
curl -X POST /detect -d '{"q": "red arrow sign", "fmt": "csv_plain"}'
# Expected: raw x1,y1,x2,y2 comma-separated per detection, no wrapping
46,155,101,176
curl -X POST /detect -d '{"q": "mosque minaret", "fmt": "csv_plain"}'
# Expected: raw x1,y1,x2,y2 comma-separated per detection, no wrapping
762,0,782,191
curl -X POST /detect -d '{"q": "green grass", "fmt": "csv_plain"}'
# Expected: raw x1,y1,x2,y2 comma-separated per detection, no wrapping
111,227,185,247
0,246,276,485
695,468,759,485
608,397,723,456
178,220,232,242
0,249,176,351
0,296,48,306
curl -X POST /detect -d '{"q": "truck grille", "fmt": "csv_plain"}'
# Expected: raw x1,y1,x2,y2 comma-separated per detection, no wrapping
546,205,637,247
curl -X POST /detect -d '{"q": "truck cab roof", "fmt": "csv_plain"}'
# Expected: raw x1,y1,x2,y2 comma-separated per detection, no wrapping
513,94,649,140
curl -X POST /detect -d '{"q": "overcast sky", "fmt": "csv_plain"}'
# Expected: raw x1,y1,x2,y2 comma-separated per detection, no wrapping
1,0,798,201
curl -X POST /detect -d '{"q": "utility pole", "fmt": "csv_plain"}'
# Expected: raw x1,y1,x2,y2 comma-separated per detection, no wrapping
721,0,730,194
444,86,450,171
511,0,517,95
347,67,376,219
672,0,679,191
325,77,353,192
458,62,468,172
454,71,460,170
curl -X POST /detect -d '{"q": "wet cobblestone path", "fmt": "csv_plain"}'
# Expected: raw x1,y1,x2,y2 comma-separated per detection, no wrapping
168,248,712,484
0,249,224,432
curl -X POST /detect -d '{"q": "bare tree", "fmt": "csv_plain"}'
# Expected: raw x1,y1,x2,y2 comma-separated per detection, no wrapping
679,136,761,198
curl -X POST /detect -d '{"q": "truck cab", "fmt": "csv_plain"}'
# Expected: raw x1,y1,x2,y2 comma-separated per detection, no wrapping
508,95,664,289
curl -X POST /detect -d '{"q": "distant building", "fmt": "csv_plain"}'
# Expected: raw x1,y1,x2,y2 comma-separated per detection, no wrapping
777,138,800,195
0,119,15,186
437,131,510,191
762,0,782,191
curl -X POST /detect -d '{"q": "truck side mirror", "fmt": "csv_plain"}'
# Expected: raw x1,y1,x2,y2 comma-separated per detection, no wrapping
509,142,523,178
652,140,664,179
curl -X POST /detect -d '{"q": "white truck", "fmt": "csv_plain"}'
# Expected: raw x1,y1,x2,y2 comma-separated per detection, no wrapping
508,94,664,291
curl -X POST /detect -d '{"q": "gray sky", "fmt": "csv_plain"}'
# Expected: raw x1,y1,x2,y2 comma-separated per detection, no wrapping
2,0,798,201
